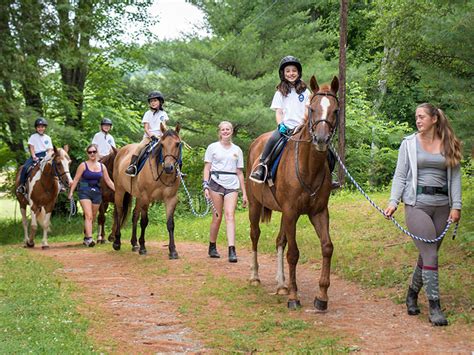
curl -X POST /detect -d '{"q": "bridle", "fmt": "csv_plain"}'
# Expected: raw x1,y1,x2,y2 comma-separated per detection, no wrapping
150,135,183,186
307,91,339,144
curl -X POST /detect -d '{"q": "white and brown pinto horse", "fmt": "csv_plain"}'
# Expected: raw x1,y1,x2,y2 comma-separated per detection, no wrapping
15,146,73,249
247,76,339,310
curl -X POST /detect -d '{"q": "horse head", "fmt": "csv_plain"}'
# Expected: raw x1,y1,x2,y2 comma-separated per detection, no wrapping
157,123,182,174
52,145,73,186
307,76,339,151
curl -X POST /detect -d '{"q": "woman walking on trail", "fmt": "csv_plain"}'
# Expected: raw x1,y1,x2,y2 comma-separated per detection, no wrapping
384,103,462,326
125,91,169,176
203,121,248,262
69,144,115,247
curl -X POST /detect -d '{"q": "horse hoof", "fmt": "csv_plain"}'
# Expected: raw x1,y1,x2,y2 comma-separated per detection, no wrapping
276,287,289,295
112,243,121,251
249,279,261,286
41,245,50,250
132,245,140,252
314,298,328,311
287,300,302,310
169,251,179,260
107,235,115,242
25,241,35,248
98,239,106,244
139,249,147,256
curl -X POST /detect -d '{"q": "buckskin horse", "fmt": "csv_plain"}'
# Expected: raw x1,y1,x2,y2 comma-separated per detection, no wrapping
97,147,117,243
15,146,73,249
112,123,182,258
247,76,339,310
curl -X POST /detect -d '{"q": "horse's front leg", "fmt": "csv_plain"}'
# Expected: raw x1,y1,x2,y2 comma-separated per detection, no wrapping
138,204,149,255
248,196,262,286
165,196,179,259
112,192,125,251
40,211,52,249
283,211,300,309
276,226,288,295
97,202,107,243
131,204,140,252
309,208,333,311
27,210,38,248
20,207,31,247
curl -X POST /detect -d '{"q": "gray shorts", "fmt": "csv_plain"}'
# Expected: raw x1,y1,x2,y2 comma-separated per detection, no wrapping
209,179,238,196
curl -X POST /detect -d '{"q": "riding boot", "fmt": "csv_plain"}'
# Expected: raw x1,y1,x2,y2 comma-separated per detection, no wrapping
125,155,139,176
249,162,267,183
327,150,340,189
250,130,280,183
406,264,423,315
16,184,27,195
228,246,237,263
208,242,220,258
423,269,448,326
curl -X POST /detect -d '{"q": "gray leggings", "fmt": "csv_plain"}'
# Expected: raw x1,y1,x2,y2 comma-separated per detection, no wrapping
405,204,450,269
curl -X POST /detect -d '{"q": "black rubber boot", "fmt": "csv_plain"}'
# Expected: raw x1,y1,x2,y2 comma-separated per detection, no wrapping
125,155,138,176
428,299,448,326
208,242,220,258
406,287,420,315
228,246,237,263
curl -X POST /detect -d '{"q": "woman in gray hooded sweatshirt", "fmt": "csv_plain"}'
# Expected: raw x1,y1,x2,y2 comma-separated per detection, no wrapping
384,103,462,326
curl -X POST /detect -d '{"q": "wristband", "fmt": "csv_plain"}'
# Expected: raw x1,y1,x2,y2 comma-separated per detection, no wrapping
202,180,209,190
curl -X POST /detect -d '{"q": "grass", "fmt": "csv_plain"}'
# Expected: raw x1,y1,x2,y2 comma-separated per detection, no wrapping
0,179,472,351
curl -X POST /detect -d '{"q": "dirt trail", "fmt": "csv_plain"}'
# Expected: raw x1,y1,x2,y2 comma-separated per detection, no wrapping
32,241,472,354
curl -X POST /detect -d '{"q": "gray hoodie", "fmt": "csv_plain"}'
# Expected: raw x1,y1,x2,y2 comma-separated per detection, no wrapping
388,133,462,210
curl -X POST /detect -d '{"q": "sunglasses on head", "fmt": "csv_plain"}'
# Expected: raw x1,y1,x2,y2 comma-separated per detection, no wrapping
87,150,97,154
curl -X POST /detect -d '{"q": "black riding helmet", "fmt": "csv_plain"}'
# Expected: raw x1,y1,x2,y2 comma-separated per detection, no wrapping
278,56,302,81
147,91,165,106
101,118,113,125
34,117,48,127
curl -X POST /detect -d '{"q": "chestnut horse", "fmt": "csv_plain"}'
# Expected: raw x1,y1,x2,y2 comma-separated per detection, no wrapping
112,124,182,258
15,147,73,249
247,76,339,310
97,147,117,243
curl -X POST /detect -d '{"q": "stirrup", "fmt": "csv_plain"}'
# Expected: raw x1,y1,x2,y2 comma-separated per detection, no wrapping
249,163,268,184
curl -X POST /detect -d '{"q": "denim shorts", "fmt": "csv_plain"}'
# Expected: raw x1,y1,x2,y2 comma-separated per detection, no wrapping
209,179,238,196
78,184,102,204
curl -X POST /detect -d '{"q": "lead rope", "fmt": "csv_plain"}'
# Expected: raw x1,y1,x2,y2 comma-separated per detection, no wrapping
329,144,458,243
68,196,77,222
176,168,219,218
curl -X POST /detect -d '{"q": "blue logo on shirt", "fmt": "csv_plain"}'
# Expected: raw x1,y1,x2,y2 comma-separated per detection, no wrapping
108,139,112,144
44,140,49,145
298,94,304,102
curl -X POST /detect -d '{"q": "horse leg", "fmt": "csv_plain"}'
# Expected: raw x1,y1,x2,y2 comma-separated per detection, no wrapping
20,207,31,247
108,206,117,242
131,204,140,252
275,226,288,295
248,196,262,285
27,211,38,248
165,197,179,259
40,211,52,249
97,202,107,243
138,204,149,255
112,192,125,251
308,208,333,311
283,212,300,309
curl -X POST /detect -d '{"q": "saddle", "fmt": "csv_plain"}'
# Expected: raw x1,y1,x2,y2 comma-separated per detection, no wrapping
136,140,161,176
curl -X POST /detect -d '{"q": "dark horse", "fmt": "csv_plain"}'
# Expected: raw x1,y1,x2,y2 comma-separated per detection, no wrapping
112,123,182,258
97,147,118,243
246,75,339,310
15,147,73,249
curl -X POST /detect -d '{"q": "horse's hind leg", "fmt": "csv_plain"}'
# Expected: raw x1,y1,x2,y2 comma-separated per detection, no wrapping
138,204,149,256
131,204,140,252
97,202,107,243
309,208,333,311
248,197,262,285
276,226,288,295
165,197,178,259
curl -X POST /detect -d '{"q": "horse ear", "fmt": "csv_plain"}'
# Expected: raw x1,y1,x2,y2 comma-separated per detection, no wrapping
160,122,167,134
63,144,69,153
175,122,181,134
331,76,339,94
310,75,319,92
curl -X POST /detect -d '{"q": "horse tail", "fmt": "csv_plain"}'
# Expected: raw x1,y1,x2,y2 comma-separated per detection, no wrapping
119,192,132,228
260,207,272,223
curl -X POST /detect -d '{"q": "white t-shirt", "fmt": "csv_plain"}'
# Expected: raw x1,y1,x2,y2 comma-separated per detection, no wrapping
204,142,244,190
142,109,169,139
28,133,53,154
270,88,311,129
92,132,116,157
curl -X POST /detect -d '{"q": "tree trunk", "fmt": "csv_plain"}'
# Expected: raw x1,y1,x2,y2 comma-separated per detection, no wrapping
338,0,348,186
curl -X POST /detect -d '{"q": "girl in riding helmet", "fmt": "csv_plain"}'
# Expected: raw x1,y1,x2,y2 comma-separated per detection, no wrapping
92,117,116,159
249,56,311,183
17,117,54,194
125,91,169,176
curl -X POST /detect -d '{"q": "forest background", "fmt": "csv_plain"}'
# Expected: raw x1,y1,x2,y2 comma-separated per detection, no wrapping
1,0,473,193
